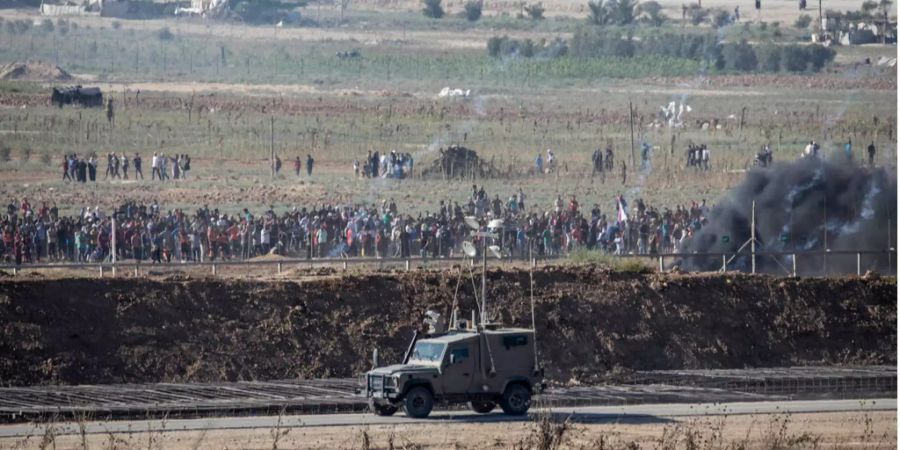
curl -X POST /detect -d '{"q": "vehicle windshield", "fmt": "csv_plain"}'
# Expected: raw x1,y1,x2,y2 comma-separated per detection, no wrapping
410,342,445,363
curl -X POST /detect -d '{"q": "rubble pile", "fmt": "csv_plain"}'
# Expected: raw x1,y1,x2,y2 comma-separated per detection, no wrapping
421,145,503,180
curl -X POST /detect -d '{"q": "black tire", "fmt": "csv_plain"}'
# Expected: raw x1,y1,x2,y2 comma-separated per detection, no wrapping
468,400,496,414
403,386,434,418
499,383,531,415
371,402,398,416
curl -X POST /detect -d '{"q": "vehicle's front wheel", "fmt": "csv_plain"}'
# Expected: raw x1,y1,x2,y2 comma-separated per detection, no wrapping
403,387,434,418
370,402,398,416
468,400,496,414
499,384,531,415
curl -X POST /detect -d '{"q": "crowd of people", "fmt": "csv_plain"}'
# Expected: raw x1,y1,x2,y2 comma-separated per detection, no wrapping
62,153,192,183
0,187,711,266
353,150,414,179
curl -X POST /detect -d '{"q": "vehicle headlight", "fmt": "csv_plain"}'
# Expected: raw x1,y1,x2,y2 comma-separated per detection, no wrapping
385,376,398,388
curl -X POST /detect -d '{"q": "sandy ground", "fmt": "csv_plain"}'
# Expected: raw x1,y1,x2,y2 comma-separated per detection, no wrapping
2,411,895,449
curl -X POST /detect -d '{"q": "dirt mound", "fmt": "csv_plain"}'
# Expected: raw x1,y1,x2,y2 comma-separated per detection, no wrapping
0,267,894,386
420,145,504,179
0,61,72,81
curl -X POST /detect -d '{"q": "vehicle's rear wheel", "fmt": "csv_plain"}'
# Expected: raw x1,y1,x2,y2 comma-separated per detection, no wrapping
499,384,531,415
370,402,398,416
403,386,434,418
468,400,496,414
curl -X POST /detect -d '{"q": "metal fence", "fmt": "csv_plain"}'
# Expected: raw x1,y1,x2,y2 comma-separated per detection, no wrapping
0,249,893,278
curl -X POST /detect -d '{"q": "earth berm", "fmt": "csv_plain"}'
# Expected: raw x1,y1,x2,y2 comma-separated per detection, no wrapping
0,266,894,386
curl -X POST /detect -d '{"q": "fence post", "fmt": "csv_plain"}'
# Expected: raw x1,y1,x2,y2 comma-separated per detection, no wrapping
531,258,536,268
99,265,104,278
721,253,727,272
134,265,139,277
12,267,17,276
342,261,348,270
405,259,410,271
658,256,664,272
277,262,283,274
112,265,117,277
857,253,861,276
212,264,217,276
792,253,797,276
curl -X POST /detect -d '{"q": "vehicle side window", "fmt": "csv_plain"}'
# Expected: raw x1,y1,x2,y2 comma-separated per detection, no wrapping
502,335,528,350
449,347,469,364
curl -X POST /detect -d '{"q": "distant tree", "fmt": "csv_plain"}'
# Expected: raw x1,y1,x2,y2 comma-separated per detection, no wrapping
711,8,731,27
610,0,638,24
639,0,667,26
464,0,483,21
422,0,445,18
688,4,708,25
794,14,812,28
587,0,612,25
861,0,879,15
524,2,545,20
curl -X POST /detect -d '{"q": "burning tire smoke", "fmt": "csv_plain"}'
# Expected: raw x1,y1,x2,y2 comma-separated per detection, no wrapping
680,157,897,275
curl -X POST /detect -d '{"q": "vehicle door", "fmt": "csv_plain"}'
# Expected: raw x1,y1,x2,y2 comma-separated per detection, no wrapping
441,343,475,394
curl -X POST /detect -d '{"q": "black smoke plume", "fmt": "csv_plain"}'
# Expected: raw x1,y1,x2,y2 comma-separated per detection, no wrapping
679,157,897,275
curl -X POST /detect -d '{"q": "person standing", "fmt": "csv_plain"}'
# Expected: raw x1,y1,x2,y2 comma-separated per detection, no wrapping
133,153,143,179
85,156,94,182
867,141,876,166
844,138,852,161
306,154,314,176
535,154,543,175
121,153,129,180
151,153,160,180
294,156,302,176
62,155,71,181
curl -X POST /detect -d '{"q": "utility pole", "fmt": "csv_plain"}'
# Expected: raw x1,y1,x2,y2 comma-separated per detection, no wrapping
111,215,117,277
817,0,824,37
751,200,756,274
629,101,636,169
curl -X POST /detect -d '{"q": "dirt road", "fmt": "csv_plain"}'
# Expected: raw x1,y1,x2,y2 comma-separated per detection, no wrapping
0,399,894,449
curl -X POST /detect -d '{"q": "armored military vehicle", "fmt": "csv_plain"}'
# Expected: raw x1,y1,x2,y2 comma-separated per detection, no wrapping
362,217,543,418
363,320,543,418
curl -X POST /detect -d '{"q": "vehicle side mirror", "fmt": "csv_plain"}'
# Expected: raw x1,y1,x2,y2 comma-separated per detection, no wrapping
449,354,457,365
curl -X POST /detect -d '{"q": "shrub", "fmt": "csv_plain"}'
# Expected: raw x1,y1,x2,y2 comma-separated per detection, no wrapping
640,0,666,26
722,40,757,71
39,18,54,33
756,44,781,71
20,147,31,162
781,45,809,71
711,9,731,28
0,146,10,162
487,36,503,57
688,5,708,25
610,0,638,24
794,14,812,28
422,0,445,18
464,0,483,21
156,26,174,40
40,153,52,166
807,44,835,71
524,2,545,20
587,0,611,25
